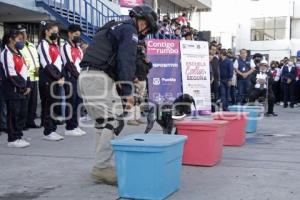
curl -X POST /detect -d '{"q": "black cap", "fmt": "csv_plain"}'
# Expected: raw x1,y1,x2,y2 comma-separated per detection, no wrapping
15,24,26,32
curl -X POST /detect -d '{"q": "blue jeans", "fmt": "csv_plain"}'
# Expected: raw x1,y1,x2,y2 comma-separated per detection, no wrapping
237,79,251,104
220,80,230,111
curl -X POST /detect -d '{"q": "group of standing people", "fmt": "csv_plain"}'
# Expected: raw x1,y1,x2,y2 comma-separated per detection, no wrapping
0,4,158,186
269,57,300,108
209,41,300,115
0,23,86,148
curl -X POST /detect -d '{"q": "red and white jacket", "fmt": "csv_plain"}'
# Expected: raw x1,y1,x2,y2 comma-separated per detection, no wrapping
37,39,63,80
270,68,281,82
0,45,28,89
61,41,82,79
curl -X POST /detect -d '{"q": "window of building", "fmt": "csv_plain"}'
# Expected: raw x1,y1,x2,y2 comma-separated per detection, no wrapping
251,17,286,41
291,19,300,39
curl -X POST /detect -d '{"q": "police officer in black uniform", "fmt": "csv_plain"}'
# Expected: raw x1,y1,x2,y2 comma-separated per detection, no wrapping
78,5,158,185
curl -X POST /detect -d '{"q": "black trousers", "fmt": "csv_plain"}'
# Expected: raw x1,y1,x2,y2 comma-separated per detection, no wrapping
26,81,38,126
283,81,296,106
39,80,60,136
64,79,82,130
272,81,281,103
211,80,219,112
230,85,237,105
294,80,300,103
280,82,285,102
6,98,28,142
249,88,275,114
0,99,7,131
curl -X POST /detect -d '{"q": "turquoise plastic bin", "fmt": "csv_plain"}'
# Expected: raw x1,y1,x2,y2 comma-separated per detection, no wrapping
228,105,263,133
111,134,187,200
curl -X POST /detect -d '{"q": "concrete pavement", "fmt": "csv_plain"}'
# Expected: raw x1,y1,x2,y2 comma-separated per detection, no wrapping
0,105,300,200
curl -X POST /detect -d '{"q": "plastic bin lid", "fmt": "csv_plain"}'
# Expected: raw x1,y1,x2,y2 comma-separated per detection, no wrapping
212,112,248,117
111,134,187,147
175,119,228,127
229,105,263,110
212,112,248,121
213,112,248,115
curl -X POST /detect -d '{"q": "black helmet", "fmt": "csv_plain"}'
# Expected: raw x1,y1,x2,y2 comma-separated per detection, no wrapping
129,5,158,34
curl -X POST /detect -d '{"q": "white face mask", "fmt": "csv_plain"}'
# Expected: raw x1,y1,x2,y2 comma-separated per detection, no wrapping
288,61,293,66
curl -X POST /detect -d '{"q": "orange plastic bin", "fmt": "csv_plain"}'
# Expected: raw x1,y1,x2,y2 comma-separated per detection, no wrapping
213,112,248,146
175,120,228,167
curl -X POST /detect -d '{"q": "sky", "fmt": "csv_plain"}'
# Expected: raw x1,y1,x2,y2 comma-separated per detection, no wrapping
200,0,291,35
200,0,240,35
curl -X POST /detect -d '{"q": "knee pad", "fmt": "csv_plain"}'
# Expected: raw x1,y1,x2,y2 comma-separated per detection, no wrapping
95,117,124,136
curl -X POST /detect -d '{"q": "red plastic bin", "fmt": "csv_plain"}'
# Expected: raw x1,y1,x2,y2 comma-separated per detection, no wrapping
213,112,248,146
175,120,228,167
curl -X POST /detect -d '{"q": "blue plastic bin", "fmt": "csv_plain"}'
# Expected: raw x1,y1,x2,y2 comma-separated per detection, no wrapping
111,134,187,200
228,105,263,133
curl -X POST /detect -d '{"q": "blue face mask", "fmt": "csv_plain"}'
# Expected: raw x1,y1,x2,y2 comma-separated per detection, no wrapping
15,41,25,50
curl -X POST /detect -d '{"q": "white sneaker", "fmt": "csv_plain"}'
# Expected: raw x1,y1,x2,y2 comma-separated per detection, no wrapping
65,129,83,136
43,132,64,141
75,127,87,135
7,139,30,148
19,139,31,147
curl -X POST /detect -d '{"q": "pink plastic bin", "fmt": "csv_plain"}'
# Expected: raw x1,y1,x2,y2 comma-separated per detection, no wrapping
175,120,228,167
213,112,248,146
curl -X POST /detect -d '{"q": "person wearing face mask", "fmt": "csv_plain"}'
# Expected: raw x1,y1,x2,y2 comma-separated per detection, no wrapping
295,51,300,104
0,29,31,147
16,25,41,129
174,27,182,39
37,22,64,141
270,61,281,104
281,59,297,108
79,5,158,185
249,59,277,116
61,24,86,136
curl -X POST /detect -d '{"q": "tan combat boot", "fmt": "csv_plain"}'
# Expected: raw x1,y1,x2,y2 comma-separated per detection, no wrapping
91,167,118,186
127,120,139,126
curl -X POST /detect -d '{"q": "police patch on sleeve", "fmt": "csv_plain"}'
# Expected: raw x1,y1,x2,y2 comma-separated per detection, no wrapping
132,33,138,43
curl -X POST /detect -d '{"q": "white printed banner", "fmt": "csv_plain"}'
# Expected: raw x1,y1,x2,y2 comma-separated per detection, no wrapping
180,40,211,111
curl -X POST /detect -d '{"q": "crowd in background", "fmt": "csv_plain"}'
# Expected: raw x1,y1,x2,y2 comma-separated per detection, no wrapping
209,40,300,115
154,13,199,41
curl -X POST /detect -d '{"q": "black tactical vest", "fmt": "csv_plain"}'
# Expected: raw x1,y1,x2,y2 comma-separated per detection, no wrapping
81,20,125,70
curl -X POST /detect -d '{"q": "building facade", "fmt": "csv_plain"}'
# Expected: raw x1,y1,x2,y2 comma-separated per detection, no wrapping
235,0,300,61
